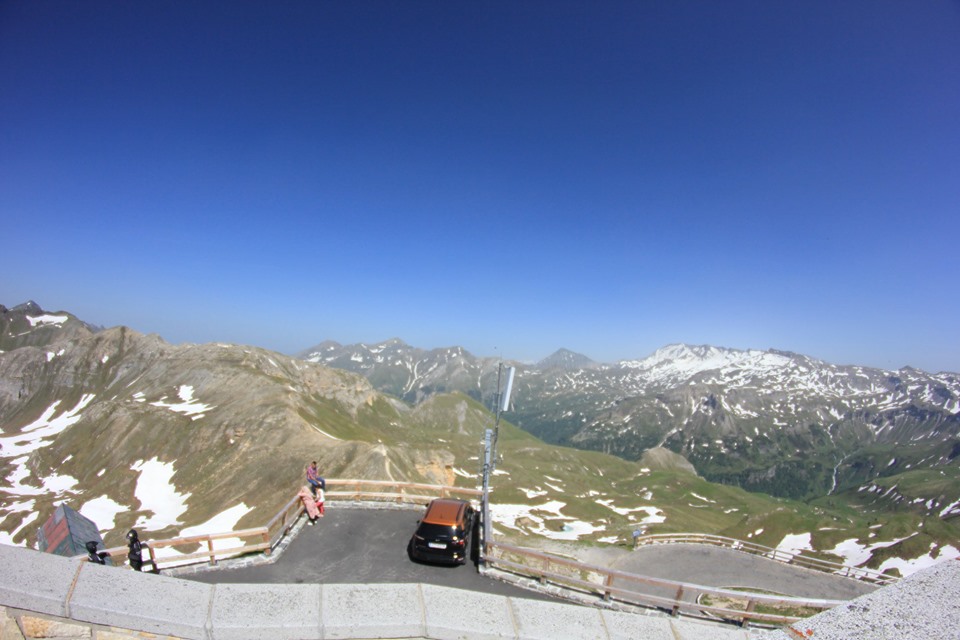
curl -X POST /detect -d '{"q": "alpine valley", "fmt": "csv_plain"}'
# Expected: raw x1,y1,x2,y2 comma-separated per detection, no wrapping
302,338,960,573
302,341,960,503
2,301,958,577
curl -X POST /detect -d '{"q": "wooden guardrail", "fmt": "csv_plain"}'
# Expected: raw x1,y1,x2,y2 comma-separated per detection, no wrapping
95,527,271,572
265,493,305,550
324,478,482,503
485,541,847,627
634,533,897,586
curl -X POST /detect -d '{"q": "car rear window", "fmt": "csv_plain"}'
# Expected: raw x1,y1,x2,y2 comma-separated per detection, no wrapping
416,523,458,540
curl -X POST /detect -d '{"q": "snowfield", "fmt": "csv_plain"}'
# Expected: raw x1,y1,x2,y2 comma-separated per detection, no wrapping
131,458,191,531
491,501,606,541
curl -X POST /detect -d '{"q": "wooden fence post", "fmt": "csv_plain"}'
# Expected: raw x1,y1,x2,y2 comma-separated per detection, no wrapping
671,587,684,617
207,538,216,566
741,599,757,628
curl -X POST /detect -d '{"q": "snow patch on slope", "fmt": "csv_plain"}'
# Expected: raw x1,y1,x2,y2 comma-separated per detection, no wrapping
80,496,129,532
0,395,94,498
131,458,191,531
150,385,214,419
491,501,606,540
26,314,68,327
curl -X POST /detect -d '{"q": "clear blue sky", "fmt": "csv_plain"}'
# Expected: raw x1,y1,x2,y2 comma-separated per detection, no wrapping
2,2,958,373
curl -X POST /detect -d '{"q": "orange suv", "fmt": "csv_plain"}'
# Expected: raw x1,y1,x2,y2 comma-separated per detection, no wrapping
408,498,476,565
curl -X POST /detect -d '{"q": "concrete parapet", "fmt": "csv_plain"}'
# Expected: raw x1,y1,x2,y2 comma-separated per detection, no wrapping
0,542,769,639
322,583,425,639
210,583,321,640
599,609,675,640
69,560,211,639
421,584,516,640
0,541,78,618
507,597,608,639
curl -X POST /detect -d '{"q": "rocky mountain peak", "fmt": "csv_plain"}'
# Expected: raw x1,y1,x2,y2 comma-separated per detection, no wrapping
1,301,94,352
11,300,43,314
536,348,596,371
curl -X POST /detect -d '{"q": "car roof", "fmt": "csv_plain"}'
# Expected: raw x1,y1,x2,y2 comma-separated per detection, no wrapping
422,499,469,526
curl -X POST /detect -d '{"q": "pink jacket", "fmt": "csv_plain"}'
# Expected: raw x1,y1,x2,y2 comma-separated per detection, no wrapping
298,487,320,519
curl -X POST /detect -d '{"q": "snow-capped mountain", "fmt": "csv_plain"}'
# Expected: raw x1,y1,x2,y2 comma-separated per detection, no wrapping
553,344,959,498
301,340,960,504
0,301,99,352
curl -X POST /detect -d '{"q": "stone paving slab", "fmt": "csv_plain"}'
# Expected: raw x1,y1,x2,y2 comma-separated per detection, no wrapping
210,583,322,640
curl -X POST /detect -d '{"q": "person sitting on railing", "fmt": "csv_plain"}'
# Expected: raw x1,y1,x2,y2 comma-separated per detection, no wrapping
306,461,325,497
298,485,322,525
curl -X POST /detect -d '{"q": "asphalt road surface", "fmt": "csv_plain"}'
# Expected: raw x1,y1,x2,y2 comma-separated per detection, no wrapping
614,543,876,602
185,504,553,601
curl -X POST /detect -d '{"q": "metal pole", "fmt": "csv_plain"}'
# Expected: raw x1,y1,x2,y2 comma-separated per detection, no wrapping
481,428,493,557
493,361,503,460
481,361,514,565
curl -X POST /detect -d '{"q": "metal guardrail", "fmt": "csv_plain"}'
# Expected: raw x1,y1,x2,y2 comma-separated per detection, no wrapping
634,533,898,586
484,541,847,627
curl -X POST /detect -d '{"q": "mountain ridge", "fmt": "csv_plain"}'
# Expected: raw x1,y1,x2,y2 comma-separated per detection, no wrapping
2,301,958,576
300,336,960,504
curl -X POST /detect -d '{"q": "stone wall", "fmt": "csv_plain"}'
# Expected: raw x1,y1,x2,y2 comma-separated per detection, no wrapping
2,605,183,640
